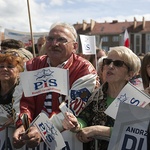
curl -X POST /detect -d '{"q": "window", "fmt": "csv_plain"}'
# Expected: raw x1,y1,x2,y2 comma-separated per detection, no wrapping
147,34,150,41
147,45,150,52
134,34,141,54
102,46,109,52
112,36,119,42
102,36,108,42
146,34,150,53
95,35,100,47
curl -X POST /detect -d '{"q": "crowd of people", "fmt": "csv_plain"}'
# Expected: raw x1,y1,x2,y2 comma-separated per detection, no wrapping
0,22,150,150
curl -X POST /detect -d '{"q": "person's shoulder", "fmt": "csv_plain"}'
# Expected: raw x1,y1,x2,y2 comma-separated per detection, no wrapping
26,55,48,70
72,54,97,76
73,53,92,64
29,55,47,62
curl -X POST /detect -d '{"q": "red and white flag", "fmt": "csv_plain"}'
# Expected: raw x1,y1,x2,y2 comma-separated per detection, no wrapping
124,29,130,48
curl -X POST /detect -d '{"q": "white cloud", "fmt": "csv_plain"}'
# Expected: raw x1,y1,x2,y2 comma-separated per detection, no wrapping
0,0,150,32
49,0,64,6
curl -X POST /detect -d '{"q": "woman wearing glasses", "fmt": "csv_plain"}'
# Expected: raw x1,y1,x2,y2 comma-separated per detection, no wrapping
63,46,141,150
0,51,24,130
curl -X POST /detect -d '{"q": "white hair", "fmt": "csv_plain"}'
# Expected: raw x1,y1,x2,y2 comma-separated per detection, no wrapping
50,22,77,41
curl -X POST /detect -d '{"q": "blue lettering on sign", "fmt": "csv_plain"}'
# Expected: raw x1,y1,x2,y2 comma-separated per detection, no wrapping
121,134,144,150
34,81,43,90
130,98,140,106
39,122,46,131
62,141,70,150
85,44,90,50
34,79,57,90
126,126,147,136
38,122,58,143
48,79,57,86
1,134,70,150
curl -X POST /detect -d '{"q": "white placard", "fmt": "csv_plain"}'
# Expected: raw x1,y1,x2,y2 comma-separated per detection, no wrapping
33,113,66,150
108,103,150,150
105,82,150,119
0,125,83,150
20,67,69,97
4,28,48,47
79,34,96,55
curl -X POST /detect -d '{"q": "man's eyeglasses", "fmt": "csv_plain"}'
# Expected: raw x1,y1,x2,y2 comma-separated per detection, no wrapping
46,36,72,44
103,58,130,70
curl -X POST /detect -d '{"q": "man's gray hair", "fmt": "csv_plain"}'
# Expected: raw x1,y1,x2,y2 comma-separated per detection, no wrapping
50,22,77,41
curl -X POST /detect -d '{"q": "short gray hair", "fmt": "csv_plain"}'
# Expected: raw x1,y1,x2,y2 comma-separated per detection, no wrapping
50,22,77,41
108,46,141,75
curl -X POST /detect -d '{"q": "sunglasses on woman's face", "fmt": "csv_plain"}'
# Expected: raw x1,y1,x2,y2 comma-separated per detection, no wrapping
103,58,129,69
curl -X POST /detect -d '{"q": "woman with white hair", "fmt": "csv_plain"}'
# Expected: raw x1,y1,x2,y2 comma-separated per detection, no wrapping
63,46,141,150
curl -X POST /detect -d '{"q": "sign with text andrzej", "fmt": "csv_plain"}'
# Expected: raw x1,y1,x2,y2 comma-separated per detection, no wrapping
20,67,69,97
108,103,150,150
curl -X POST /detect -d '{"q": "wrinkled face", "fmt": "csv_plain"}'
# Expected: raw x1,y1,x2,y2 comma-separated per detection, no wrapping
103,53,131,84
45,26,77,67
0,62,19,82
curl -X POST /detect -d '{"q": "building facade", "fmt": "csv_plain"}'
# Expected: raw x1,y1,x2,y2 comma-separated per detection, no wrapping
74,17,150,54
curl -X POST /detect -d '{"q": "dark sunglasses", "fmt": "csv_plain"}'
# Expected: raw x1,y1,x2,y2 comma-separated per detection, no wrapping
103,58,130,70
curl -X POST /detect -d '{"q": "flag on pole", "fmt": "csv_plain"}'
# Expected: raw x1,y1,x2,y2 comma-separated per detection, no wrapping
124,29,130,48
79,34,96,55
0,26,2,50
20,67,69,97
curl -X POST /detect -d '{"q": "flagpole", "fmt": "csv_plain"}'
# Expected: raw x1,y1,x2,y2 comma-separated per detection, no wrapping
95,54,98,71
26,0,36,57
0,26,2,50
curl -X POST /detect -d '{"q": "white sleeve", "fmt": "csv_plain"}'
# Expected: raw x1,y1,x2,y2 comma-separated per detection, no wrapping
12,63,27,122
66,74,98,116
12,80,23,122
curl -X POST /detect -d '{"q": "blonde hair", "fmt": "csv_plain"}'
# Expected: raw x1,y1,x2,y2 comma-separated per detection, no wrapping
108,46,141,75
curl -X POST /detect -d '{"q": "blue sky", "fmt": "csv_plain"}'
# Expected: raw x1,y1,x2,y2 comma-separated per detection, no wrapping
0,0,150,32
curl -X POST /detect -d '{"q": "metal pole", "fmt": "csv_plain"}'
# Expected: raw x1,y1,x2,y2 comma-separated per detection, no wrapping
95,139,98,150
95,54,98,71
0,26,2,51
26,0,36,57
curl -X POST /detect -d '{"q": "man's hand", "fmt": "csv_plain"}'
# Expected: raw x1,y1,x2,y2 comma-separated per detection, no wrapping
21,126,42,148
13,125,26,149
13,125,42,148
